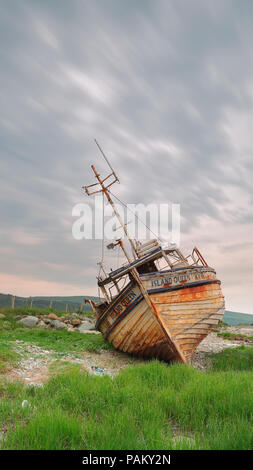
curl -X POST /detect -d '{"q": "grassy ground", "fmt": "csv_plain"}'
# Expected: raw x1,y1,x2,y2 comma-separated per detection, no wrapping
0,328,113,354
0,342,20,373
1,309,253,450
1,357,253,450
209,345,253,371
0,309,112,355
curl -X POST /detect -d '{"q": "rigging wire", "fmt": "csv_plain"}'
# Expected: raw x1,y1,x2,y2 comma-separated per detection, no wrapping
116,242,120,269
101,191,105,264
107,188,163,242
97,192,105,300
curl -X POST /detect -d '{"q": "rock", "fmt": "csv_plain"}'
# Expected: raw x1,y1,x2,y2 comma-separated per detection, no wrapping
80,330,100,335
18,316,39,327
0,314,5,319
78,322,97,334
67,326,75,332
79,321,96,331
70,319,81,326
82,317,93,323
48,313,59,320
37,320,46,328
51,319,67,330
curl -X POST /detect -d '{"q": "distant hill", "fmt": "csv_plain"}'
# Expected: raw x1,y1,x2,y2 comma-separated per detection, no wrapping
223,310,253,326
0,293,100,312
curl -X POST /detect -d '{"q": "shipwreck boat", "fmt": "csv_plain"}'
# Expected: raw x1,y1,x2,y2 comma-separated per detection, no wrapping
83,141,225,363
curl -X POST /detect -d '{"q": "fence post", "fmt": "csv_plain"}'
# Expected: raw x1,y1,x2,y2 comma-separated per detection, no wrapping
79,303,83,312
65,303,68,313
30,297,33,308
49,300,52,309
11,295,15,309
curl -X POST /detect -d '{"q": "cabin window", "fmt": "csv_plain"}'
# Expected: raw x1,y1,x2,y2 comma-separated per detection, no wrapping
154,257,171,272
137,261,158,274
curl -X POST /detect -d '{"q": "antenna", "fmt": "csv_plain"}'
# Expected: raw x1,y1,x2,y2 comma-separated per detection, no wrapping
94,139,119,183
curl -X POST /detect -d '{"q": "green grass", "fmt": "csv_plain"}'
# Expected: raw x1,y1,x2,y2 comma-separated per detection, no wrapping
0,342,20,373
1,354,253,450
217,331,253,342
0,327,113,355
48,360,84,376
209,345,253,371
217,321,229,327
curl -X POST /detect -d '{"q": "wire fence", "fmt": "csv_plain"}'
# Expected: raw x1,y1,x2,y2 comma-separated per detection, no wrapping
2,295,87,313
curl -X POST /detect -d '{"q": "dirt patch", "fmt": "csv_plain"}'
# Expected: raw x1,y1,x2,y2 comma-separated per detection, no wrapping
7,342,54,386
63,349,145,376
5,340,146,386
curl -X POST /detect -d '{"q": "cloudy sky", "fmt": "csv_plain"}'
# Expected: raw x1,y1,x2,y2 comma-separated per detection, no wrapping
0,0,252,313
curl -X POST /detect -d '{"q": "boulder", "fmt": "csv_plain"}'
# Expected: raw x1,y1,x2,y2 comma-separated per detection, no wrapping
0,314,5,319
51,319,67,330
82,317,94,323
78,329,100,335
82,321,96,329
18,316,38,327
48,313,59,320
78,322,96,333
70,319,81,326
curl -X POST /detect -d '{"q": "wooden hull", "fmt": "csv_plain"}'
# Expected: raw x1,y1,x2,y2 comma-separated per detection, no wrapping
95,267,225,363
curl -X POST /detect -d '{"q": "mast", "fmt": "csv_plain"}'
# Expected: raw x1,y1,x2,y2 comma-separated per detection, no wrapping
83,141,138,261
92,164,137,259
94,139,119,184
83,142,186,363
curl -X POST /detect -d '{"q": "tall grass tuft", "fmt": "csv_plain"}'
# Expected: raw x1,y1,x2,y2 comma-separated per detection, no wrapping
209,345,253,371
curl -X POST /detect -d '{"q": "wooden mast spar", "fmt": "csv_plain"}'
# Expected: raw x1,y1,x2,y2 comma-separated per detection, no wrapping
83,141,186,363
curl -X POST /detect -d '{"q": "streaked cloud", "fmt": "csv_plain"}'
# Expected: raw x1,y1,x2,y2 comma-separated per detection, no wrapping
0,0,252,312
